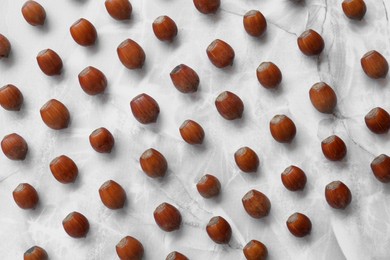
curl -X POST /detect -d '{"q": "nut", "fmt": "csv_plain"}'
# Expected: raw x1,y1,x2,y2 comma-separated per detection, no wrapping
105,0,132,20
152,16,178,42
193,0,220,14
281,165,307,191
0,84,24,111
215,91,244,120
13,183,38,209
321,135,347,161
243,10,267,37
206,39,235,68
361,50,389,79
140,148,168,178
50,155,78,184
62,211,89,238
243,240,268,260
364,107,390,134
196,174,221,198
116,236,144,260
170,64,199,93
269,115,296,143
153,202,182,232
21,1,46,26
70,18,97,46
234,147,259,173
1,133,28,160
371,154,390,183
166,251,188,260
179,119,205,144
36,49,63,76
78,66,107,95
297,29,325,56
206,216,232,244
117,39,146,69
325,181,352,209
89,127,115,153
130,93,160,124
242,189,271,219
342,0,366,20
256,62,282,89
99,180,126,209
286,212,312,237
0,34,11,58
40,99,70,130
309,82,337,114
24,246,48,260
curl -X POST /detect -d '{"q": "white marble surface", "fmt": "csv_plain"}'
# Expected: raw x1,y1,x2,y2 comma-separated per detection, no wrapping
1,0,390,259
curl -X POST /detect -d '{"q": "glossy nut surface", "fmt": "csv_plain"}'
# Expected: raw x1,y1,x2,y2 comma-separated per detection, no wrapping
215,91,244,120
243,10,267,37
50,155,78,184
70,18,97,46
342,0,366,20
309,82,337,113
321,135,347,161
196,174,221,198
116,236,144,260
89,127,115,153
0,84,23,111
269,115,296,143
179,120,205,144
364,107,390,134
153,202,182,232
234,147,259,173
0,34,11,58
193,0,220,14
371,154,390,183
166,251,188,260
325,181,352,209
281,165,307,191
62,211,89,238
40,99,70,130
140,148,168,178
24,246,48,260
105,0,132,20
1,133,28,160
130,93,160,124
152,16,178,42
256,62,282,89
242,189,271,219
206,39,235,68
78,66,107,95
206,216,232,244
361,50,389,79
243,240,268,260
36,49,63,76
286,212,312,237
117,39,146,69
21,1,46,26
13,183,38,209
170,64,199,93
99,180,126,209
297,29,324,56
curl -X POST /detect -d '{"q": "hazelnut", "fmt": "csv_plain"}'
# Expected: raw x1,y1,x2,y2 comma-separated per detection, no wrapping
242,189,271,219
130,93,160,124
70,18,97,46
166,251,188,260
152,16,178,42
371,154,390,183
116,236,144,260
153,202,182,232
206,216,232,244
342,0,366,20
99,180,126,209
50,155,78,184
325,181,352,209
40,99,70,130
243,10,267,37
13,183,38,209
170,64,199,93
215,91,244,120
193,0,220,14
309,82,337,114
206,39,235,68
286,212,312,237
361,50,389,79
364,107,390,134
196,174,221,198
256,62,282,89
62,211,89,238
281,165,307,191
179,119,205,144
36,49,63,76
89,127,115,153
243,240,268,260
0,34,11,58
78,66,107,95
105,0,132,20
297,29,325,56
140,148,167,178
0,84,24,111
321,135,347,161
234,147,259,173
117,39,146,69
21,1,46,26
269,115,296,143
1,133,28,160
24,246,48,260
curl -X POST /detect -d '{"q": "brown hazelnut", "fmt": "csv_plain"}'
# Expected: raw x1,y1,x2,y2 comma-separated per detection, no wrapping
0,34,11,58
325,181,352,209
105,0,132,20
50,155,78,184
21,1,46,26
256,62,282,89
309,82,337,114
243,10,267,37
286,212,312,237
364,107,390,134
70,18,97,46
242,189,271,219
166,251,188,260
78,66,107,95
140,148,167,178
89,127,115,153
24,246,48,260
152,16,178,42
281,165,307,191
62,211,89,238
153,202,182,232
269,115,296,143
215,91,244,120
1,133,28,160
371,154,390,183
234,147,259,173
170,64,199,93
321,135,347,161
13,183,38,209
116,236,144,260
297,29,325,56
361,50,389,79
36,49,63,76
206,39,235,68
196,174,221,198
243,240,268,260
0,84,24,111
99,180,126,209
40,99,70,130
117,39,146,69
130,93,160,124
179,119,205,144
193,0,220,14
342,0,366,20
206,216,232,244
